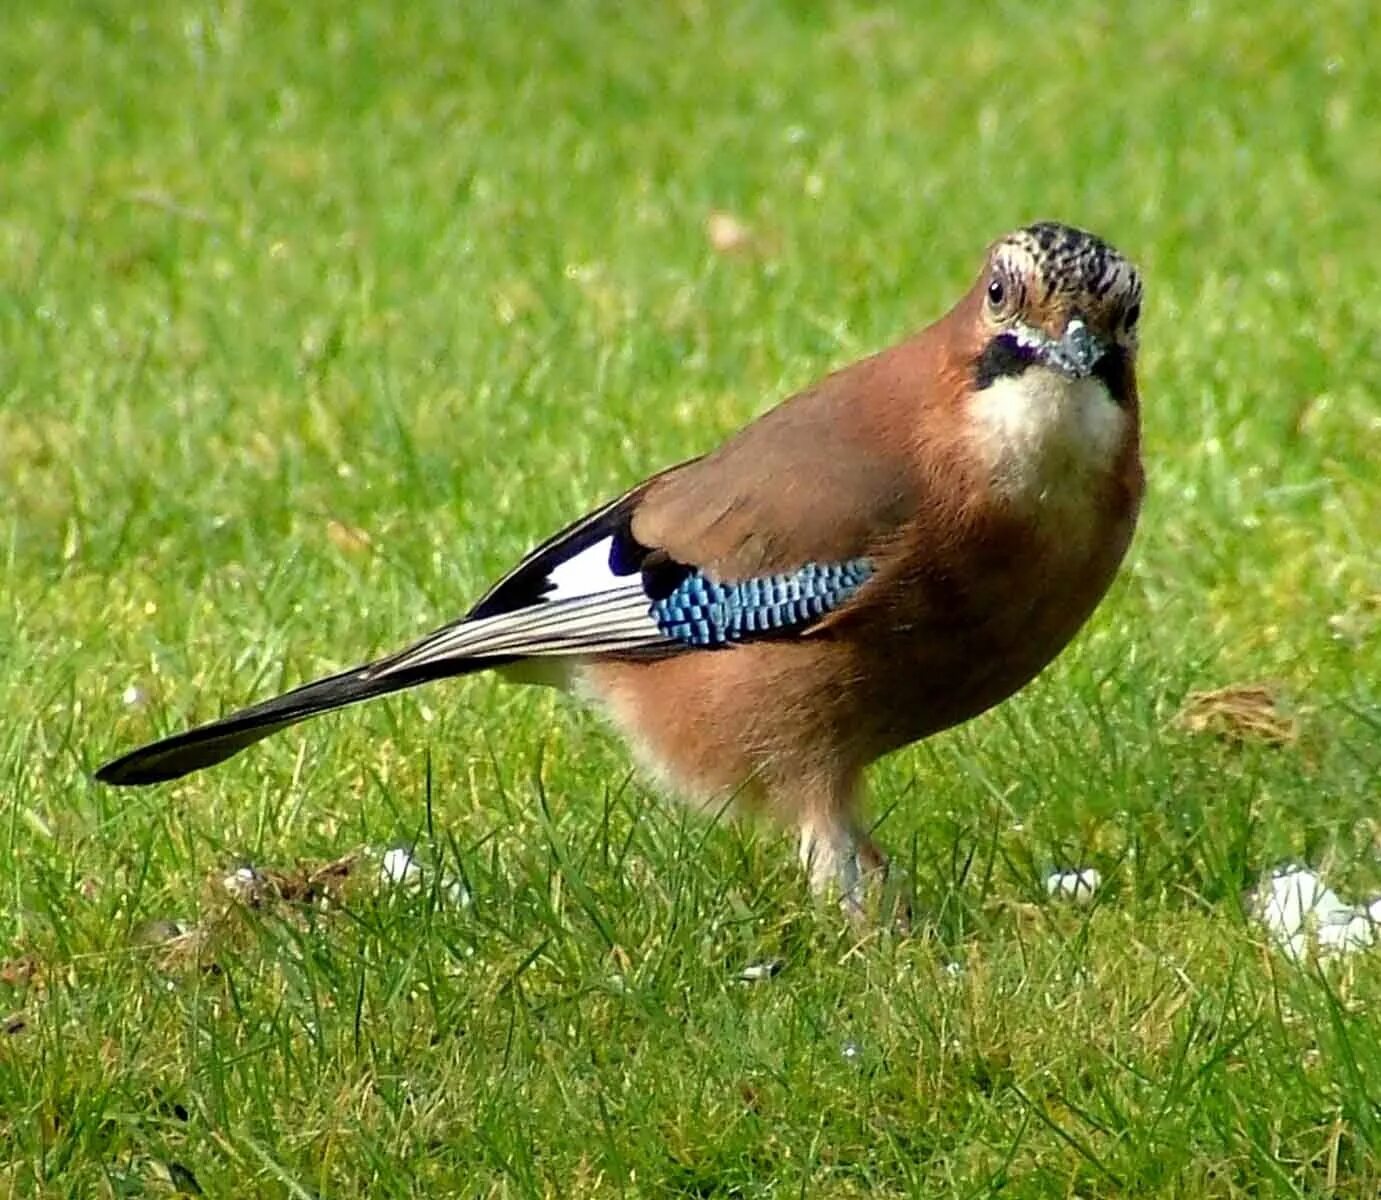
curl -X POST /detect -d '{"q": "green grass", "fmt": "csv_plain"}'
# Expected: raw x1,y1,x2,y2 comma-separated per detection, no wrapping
3,0,1379,1194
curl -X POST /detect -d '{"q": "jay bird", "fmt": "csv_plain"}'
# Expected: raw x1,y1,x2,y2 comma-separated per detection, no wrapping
98,221,1144,919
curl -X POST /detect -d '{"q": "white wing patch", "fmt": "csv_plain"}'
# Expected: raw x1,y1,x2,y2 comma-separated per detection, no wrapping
366,533,667,682
543,535,625,601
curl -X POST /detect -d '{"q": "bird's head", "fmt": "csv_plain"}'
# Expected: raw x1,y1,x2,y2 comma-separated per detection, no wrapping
969,221,1143,407
934,222,1145,518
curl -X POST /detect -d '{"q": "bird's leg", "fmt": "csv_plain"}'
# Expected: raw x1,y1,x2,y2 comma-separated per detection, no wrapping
795,773,900,922
798,816,866,915
796,795,909,930
856,830,911,932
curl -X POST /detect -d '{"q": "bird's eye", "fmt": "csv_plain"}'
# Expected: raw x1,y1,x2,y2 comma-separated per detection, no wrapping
1124,301,1141,330
986,275,1008,312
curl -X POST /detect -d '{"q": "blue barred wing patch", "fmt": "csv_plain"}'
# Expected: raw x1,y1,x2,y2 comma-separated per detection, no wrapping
650,560,874,648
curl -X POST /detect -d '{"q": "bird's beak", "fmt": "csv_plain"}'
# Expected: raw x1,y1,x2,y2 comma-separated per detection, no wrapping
1041,317,1106,379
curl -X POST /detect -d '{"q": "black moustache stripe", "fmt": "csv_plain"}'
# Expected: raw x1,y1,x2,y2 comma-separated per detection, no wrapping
972,333,1039,389
973,335,1132,408
1092,344,1131,407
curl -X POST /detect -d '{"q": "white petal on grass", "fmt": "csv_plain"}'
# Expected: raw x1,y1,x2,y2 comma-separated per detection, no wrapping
1257,866,1378,960
1261,867,1346,935
1280,932,1309,963
1318,911,1375,955
1045,868,1101,905
380,848,423,889
1259,867,1343,945
377,849,470,905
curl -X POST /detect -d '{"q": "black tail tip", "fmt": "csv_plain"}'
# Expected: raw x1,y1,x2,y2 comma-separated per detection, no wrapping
94,754,161,787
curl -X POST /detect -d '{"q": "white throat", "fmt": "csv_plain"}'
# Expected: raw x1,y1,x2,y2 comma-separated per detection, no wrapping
970,366,1127,510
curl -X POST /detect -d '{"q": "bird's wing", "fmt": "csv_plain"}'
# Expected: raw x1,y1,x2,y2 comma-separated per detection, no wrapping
368,365,918,680
95,359,918,787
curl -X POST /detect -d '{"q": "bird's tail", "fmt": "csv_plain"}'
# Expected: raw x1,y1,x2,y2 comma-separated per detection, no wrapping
96,572,666,787
94,653,493,787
